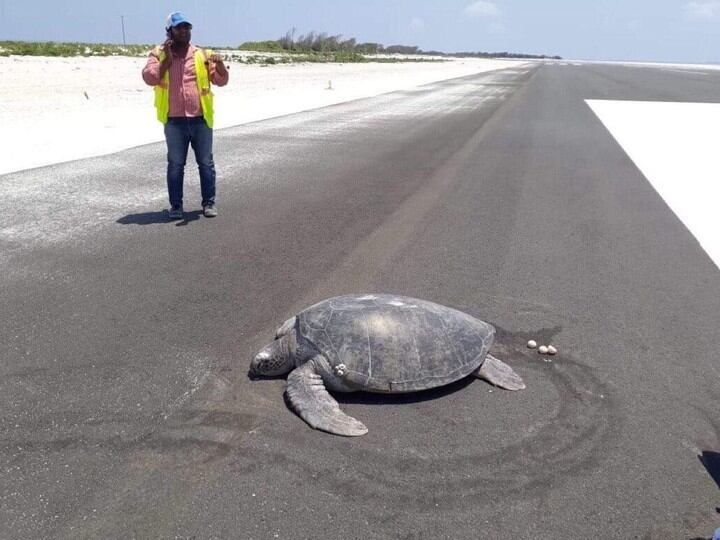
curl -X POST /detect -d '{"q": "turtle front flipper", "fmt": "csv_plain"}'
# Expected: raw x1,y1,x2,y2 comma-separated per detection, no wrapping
286,357,368,437
473,354,526,391
275,316,297,339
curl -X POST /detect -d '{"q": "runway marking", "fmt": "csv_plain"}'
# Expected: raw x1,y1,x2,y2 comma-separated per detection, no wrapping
660,68,709,75
586,99,720,269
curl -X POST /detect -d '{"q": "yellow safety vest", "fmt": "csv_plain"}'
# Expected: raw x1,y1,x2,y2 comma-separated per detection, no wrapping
153,46,215,128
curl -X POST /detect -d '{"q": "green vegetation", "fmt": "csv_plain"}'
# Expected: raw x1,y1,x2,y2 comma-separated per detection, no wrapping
227,51,442,65
239,31,418,55
447,51,562,60
237,40,286,53
238,29,561,60
0,41,443,65
0,41,149,57
0,40,436,64
0,32,561,63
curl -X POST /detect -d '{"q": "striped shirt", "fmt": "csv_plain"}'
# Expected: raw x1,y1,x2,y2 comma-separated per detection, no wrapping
142,44,229,118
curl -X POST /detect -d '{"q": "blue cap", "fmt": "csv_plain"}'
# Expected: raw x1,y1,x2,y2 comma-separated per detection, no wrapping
166,11,192,30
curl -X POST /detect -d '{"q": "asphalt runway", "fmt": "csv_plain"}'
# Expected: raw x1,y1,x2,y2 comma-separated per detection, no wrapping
1,62,719,539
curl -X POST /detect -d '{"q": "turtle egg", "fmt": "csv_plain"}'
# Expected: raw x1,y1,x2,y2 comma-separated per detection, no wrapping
527,340,537,349
538,345,549,354
547,345,557,355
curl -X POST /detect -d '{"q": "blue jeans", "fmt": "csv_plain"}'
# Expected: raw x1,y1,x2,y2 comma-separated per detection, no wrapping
164,117,216,207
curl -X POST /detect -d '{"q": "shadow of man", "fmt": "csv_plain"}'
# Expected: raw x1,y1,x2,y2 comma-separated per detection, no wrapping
116,210,203,226
700,451,720,490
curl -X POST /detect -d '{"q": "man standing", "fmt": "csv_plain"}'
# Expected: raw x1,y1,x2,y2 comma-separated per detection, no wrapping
142,12,229,219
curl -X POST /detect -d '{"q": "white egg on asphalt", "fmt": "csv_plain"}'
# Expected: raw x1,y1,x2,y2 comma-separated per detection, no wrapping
527,340,537,349
538,345,549,354
547,345,558,355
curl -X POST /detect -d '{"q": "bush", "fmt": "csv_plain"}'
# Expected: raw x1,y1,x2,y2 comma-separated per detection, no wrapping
0,40,152,57
239,40,284,53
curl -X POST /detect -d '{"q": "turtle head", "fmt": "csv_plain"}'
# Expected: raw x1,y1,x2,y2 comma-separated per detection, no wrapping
250,335,294,377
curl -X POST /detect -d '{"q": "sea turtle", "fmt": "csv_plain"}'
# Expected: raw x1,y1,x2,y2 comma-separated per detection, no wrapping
249,294,525,436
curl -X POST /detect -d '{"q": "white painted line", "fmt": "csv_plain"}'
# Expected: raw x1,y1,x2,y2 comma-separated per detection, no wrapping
586,99,720,269
661,68,709,75
586,60,720,71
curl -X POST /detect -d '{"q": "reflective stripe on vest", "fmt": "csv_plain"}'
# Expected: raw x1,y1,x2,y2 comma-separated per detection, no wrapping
153,47,215,128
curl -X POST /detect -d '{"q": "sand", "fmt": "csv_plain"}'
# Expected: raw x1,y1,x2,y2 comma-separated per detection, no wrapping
0,54,529,175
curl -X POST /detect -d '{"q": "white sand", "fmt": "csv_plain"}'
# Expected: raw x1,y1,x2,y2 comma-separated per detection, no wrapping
0,54,528,175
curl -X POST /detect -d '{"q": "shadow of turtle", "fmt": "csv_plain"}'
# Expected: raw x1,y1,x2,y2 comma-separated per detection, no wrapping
333,376,476,405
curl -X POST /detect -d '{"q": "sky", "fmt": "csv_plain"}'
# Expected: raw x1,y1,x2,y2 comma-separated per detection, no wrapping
1,0,719,63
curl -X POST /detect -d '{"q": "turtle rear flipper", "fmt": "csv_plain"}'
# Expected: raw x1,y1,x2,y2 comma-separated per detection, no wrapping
286,358,368,437
473,354,525,391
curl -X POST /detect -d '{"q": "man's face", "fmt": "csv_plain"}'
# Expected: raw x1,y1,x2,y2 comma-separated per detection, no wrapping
170,23,192,44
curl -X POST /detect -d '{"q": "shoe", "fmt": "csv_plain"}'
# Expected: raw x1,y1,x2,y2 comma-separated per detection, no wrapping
168,204,183,220
203,203,218,217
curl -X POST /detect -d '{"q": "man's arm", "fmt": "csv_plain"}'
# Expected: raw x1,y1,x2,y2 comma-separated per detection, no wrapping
141,41,173,86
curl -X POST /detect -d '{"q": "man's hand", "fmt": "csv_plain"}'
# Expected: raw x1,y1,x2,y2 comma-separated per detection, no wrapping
208,53,225,64
158,39,173,77
162,38,173,58
209,53,228,76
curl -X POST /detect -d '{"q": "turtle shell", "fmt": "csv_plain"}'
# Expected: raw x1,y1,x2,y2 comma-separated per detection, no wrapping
297,294,494,393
